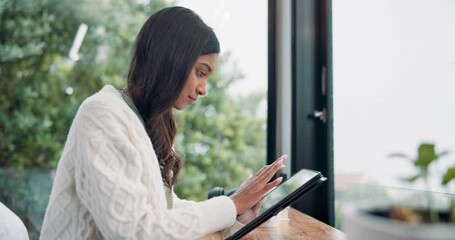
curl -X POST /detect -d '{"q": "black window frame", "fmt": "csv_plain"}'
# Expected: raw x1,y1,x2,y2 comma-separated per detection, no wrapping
267,0,334,226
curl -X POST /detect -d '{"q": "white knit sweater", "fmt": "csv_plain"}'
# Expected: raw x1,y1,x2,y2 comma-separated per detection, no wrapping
40,85,238,240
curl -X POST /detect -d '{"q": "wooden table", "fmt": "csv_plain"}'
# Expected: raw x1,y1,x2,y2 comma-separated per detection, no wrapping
203,208,346,240
242,208,345,240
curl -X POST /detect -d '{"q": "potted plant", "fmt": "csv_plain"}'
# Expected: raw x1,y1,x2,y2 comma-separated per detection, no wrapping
342,143,455,240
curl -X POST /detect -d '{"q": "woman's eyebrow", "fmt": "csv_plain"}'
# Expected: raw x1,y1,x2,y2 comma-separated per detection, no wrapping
200,63,213,73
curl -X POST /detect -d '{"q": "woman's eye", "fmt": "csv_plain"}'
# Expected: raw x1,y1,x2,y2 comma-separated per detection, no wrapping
197,70,206,77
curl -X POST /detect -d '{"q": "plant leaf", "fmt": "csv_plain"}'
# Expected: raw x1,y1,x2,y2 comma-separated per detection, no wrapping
415,143,436,168
388,153,410,159
401,174,421,183
442,168,455,185
437,150,450,159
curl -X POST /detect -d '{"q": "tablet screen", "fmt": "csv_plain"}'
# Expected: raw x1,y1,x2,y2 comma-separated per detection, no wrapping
258,169,322,215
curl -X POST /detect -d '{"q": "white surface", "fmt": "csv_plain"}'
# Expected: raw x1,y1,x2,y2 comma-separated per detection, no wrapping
343,203,455,240
333,0,455,193
0,202,29,240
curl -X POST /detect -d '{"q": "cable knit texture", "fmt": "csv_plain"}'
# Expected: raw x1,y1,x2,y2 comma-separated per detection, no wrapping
40,85,237,240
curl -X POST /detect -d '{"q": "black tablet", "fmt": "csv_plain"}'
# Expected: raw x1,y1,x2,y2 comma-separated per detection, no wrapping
226,169,327,240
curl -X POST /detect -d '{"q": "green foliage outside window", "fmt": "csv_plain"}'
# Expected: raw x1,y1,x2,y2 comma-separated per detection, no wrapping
0,0,266,237
0,0,167,168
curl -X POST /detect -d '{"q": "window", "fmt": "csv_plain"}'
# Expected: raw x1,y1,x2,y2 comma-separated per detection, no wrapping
333,0,455,227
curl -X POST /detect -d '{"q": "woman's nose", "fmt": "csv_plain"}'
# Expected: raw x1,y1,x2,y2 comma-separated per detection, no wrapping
196,81,207,96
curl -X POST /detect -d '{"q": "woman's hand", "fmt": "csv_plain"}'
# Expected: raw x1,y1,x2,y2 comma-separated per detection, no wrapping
236,197,265,224
229,155,287,216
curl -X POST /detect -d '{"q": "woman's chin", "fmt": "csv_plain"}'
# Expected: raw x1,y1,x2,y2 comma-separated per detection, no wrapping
173,104,186,111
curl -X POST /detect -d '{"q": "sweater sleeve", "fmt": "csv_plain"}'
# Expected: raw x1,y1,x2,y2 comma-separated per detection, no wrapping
172,188,245,239
74,100,236,240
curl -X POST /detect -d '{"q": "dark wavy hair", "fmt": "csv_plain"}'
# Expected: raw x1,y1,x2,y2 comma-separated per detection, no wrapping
127,6,220,187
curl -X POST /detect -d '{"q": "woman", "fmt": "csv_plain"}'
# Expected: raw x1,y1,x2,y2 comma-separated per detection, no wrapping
40,6,285,240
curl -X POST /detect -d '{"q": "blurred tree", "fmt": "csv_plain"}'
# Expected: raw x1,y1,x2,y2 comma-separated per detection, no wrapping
0,0,166,168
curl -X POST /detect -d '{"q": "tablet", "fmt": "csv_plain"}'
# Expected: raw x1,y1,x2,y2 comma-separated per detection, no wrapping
226,169,327,240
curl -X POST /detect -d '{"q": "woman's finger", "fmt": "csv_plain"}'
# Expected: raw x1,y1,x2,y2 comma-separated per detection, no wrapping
252,197,266,216
229,155,287,215
245,156,285,195
253,157,285,184
260,176,283,195
256,160,285,185
254,155,287,177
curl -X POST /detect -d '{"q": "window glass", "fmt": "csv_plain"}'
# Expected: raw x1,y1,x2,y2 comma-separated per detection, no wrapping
333,0,455,227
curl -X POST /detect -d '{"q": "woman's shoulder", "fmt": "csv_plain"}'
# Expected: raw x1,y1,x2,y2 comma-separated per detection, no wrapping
82,85,123,108
78,85,129,115
75,85,133,127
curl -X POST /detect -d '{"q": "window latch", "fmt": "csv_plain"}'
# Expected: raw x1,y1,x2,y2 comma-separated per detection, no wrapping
309,108,327,123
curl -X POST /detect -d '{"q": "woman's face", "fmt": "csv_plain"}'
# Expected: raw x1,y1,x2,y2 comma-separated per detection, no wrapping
174,53,218,110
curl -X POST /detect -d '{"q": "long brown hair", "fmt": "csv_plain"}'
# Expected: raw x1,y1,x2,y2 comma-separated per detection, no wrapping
127,7,220,187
